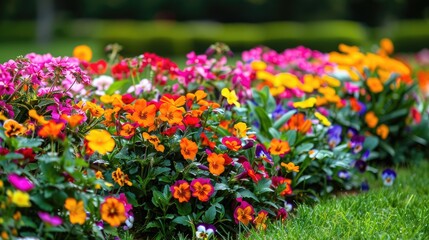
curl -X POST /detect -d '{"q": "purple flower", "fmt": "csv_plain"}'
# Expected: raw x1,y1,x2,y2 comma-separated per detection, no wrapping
349,135,365,154
7,173,34,192
338,170,351,180
327,125,342,148
354,160,367,173
382,169,397,186
255,144,273,165
195,223,216,239
38,212,63,226
361,181,370,191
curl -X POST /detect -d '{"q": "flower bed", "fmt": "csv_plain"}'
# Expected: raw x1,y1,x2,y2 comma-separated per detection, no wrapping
0,40,427,239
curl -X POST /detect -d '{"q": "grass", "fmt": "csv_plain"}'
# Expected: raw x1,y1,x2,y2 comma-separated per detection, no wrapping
242,160,429,239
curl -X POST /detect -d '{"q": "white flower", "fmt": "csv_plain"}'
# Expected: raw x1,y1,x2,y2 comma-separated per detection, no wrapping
127,79,152,95
196,225,214,239
92,75,114,96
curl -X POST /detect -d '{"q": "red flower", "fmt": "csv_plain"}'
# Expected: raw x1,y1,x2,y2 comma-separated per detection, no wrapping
89,59,108,75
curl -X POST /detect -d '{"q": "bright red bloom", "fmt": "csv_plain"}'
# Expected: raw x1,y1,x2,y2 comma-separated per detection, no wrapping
121,94,136,104
89,59,108,75
190,178,214,202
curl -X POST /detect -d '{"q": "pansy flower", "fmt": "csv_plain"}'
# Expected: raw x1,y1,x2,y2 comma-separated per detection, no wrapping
382,169,397,186
327,125,342,148
269,139,290,156
272,176,292,196
253,210,269,230
338,170,351,180
119,123,136,140
233,122,249,138
190,178,214,202
207,152,225,176
365,111,378,128
221,88,240,108
354,159,367,173
255,144,273,164
284,113,311,134
234,198,254,225
195,223,216,240
85,129,115,155
112,168,132,187
100,196,127,227
180,137,198,160
276,208,288,221
3,119,27,137
348,134,365,154
222,136,242,151
38,212,63,226
170,180,191,203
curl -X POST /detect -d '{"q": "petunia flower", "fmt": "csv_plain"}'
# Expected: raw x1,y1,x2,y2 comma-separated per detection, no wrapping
38,212,63,226
7,174,34,192
382,169,397,186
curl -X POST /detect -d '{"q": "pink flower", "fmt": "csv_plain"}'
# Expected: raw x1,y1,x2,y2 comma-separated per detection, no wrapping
38,212,63,226
7,173,34,192
233,198,254,225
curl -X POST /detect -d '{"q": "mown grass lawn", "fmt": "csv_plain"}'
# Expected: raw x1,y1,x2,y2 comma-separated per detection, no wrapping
243,161,429,240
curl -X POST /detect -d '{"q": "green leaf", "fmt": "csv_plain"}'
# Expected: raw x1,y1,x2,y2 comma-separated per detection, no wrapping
214,183,229,191
202,205,216,223
172,216,192,227
285,130,297,145
268,127,281,139
254,178,273,195
379,108,408,122
295,143,314,154
177,202,192,216
106,79,132,95
379,141,395,157
237,189,259,202
273,110,296,129
16,137,43,148
295,175,312,185
363,136,379,151
255,107,273,135
315,150,334,160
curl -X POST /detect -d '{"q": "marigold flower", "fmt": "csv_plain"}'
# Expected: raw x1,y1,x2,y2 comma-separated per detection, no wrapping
293,97,317,109
234,199,254,225
364,111,378,128
180,137,198,160
85,129,115,155
100,197,127,227
112,168,132,187
221,88,240,108
366,77,383,93
73,45,92,62
159,103,183,125
38,120,64,139
190,178,214,202
281,162,300,173
170,180,191,203
207,152,225,176
64,198,86,225
253,210,268,230
7,190,31,207
315,111,331,127
376,124,389,140
222,136,242,151
269,139,290,155
3,119,27,137
233,122,249,138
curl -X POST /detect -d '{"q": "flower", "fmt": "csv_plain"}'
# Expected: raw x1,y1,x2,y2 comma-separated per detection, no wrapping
64,198,86,225
271,176,292,196
417,70,429,96
338,170,351,180
376,124,389,140
281,162,300,173
234,199,254,225
327,125,342,148
7,174,34,192
354,160,367,173
293,97,316,109
253,210,268,230
92,75,114,96
380,38,394,55
269,139,290,155
180,137,198,160
112,168,132,187
366,77,383,93
61,114,84,128
142,132,165,152
190,178,214,202
38,212,63,226
207,152,225,176
3,119,26,137
100,197,127,227
233,122,249,138
130,99,157,128
170,180,191,203
255,144,273,164
222,136,242,151
195,223,216,240
38,120,65,139
119,123,136,140
159,103,183,125
276,208,288,221
382,169,397,186
314,111,331,127
73,45,92,62
285,113,311,134
364,111,378,128
85,129,115,155
221,88,240,108
7,190,31,207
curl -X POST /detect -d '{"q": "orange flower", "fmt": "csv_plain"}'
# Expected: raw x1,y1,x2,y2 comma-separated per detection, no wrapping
112,168,132,187
364,111,378,128
159,103,183,125
180,137,198,160
131,99,157,128
281,162,300,173
200,132,216,150
119,123,136,140
207,152,225,176
73,45,92,62
380,38,394,55
222,136,242,151
284,113,311,134
142,132,165,152
190,178,214,202
28,109,47,125
60,114,84,128
366,77,383,93
100,197,126,227
82,101,104,118
269,139,290,155
64,198,86,225
3,119,27,137
253,210,268,230
376,124,389,140
234,200,254,225
418,71,429,96
160,95,186,109
170,180,191,203
85,129,115,155
38,120,64,139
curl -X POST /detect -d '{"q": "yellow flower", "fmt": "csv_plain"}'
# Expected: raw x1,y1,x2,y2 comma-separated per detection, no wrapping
380,38,394,55
250,60,267,71
365,111,378,128
85,129,115,155
314,112,331,127
73,45,93,62
233,122,249,138
274,73,300,89
366,77,383,93
64,198,86,225
0,180,3,189
7,190,31,207
281,162,300,173
293,97,317,109
376,124,389,140
221,88,240,108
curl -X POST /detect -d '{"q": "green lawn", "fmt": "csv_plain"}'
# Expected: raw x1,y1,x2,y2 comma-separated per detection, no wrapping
243,161,429,239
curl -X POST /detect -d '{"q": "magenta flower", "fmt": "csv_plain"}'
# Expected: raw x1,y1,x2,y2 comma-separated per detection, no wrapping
233,198,254,225
38,212,63,226
7,173,34,192
190,178,214,202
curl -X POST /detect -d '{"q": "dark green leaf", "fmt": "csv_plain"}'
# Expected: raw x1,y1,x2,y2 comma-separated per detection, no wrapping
202,205,216,223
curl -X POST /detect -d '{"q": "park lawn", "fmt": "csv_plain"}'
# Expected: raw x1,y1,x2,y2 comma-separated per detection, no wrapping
242,160,429,240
